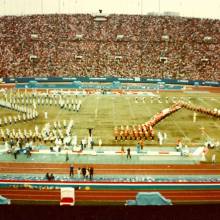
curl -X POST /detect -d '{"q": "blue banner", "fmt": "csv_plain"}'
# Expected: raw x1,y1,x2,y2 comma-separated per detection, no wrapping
2,77,220,87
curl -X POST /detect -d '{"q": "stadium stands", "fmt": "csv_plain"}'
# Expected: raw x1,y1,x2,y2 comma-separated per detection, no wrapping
0,14,220,81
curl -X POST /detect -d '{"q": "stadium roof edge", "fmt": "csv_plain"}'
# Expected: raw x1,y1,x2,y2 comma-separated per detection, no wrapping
0,13,220,21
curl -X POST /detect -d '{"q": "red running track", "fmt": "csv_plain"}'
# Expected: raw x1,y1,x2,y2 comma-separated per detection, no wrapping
1,162,220,204
0,162,220,175
1,188,220,204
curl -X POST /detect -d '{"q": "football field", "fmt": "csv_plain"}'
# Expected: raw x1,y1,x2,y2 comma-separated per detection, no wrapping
1,90,220,148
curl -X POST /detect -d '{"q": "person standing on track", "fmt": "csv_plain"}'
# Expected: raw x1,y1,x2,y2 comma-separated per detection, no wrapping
81,167,86,179
69,164,74,177
212,154,216,164
89,167,94,180
12,146,17,160
85,167,90,179
45,173,50,180
127,147,131,159
77,167,81,179
65,151,69,162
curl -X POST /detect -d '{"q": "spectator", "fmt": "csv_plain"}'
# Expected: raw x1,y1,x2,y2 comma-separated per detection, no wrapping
45,173,50,180
212,154,216,164
0,14,220,81
89,167,94,180
127,147,131,159
77,167,81,179
81,167,86,179
65,151,69,162
85,168,90,179
69,164,74,177
50,173,55,181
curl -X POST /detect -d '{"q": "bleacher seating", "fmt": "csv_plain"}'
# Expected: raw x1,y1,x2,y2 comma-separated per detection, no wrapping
0,14,220,81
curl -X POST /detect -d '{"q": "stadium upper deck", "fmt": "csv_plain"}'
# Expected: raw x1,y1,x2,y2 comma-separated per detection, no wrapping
0,14,220,81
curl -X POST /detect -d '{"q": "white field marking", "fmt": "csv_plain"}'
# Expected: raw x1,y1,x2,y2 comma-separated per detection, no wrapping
112,96,116,127
95,109,98,119
210,98,217,102
142,97,153,121
198,98,220,129
55,94,89,120
190,98,211,139
75,93,89,106
127,97,136,124
95,95,100,119
211,97,220,104
202,96,220,103
54,107,63,122
126,94,153,124
172,118,189,139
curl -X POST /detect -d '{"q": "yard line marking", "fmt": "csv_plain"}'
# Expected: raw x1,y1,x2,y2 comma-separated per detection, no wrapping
145,98,153,119
198,98,220,129
54,108,63,122
95,109,98,119
127,97,136,124
172,118,188,139
112,97,116,127
95,95,99,119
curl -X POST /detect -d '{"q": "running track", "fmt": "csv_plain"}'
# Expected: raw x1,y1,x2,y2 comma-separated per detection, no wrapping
1,188,220,204
0,162,220,175
1,162,220,204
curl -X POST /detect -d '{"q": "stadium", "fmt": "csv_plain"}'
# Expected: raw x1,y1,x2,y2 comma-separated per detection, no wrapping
0,0,220,208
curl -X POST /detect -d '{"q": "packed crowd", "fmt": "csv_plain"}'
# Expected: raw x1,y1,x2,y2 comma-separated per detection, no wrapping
0,14,220,81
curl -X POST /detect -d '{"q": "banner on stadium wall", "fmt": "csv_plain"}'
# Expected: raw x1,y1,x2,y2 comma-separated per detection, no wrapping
2,77,220,87
202,81,220,86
